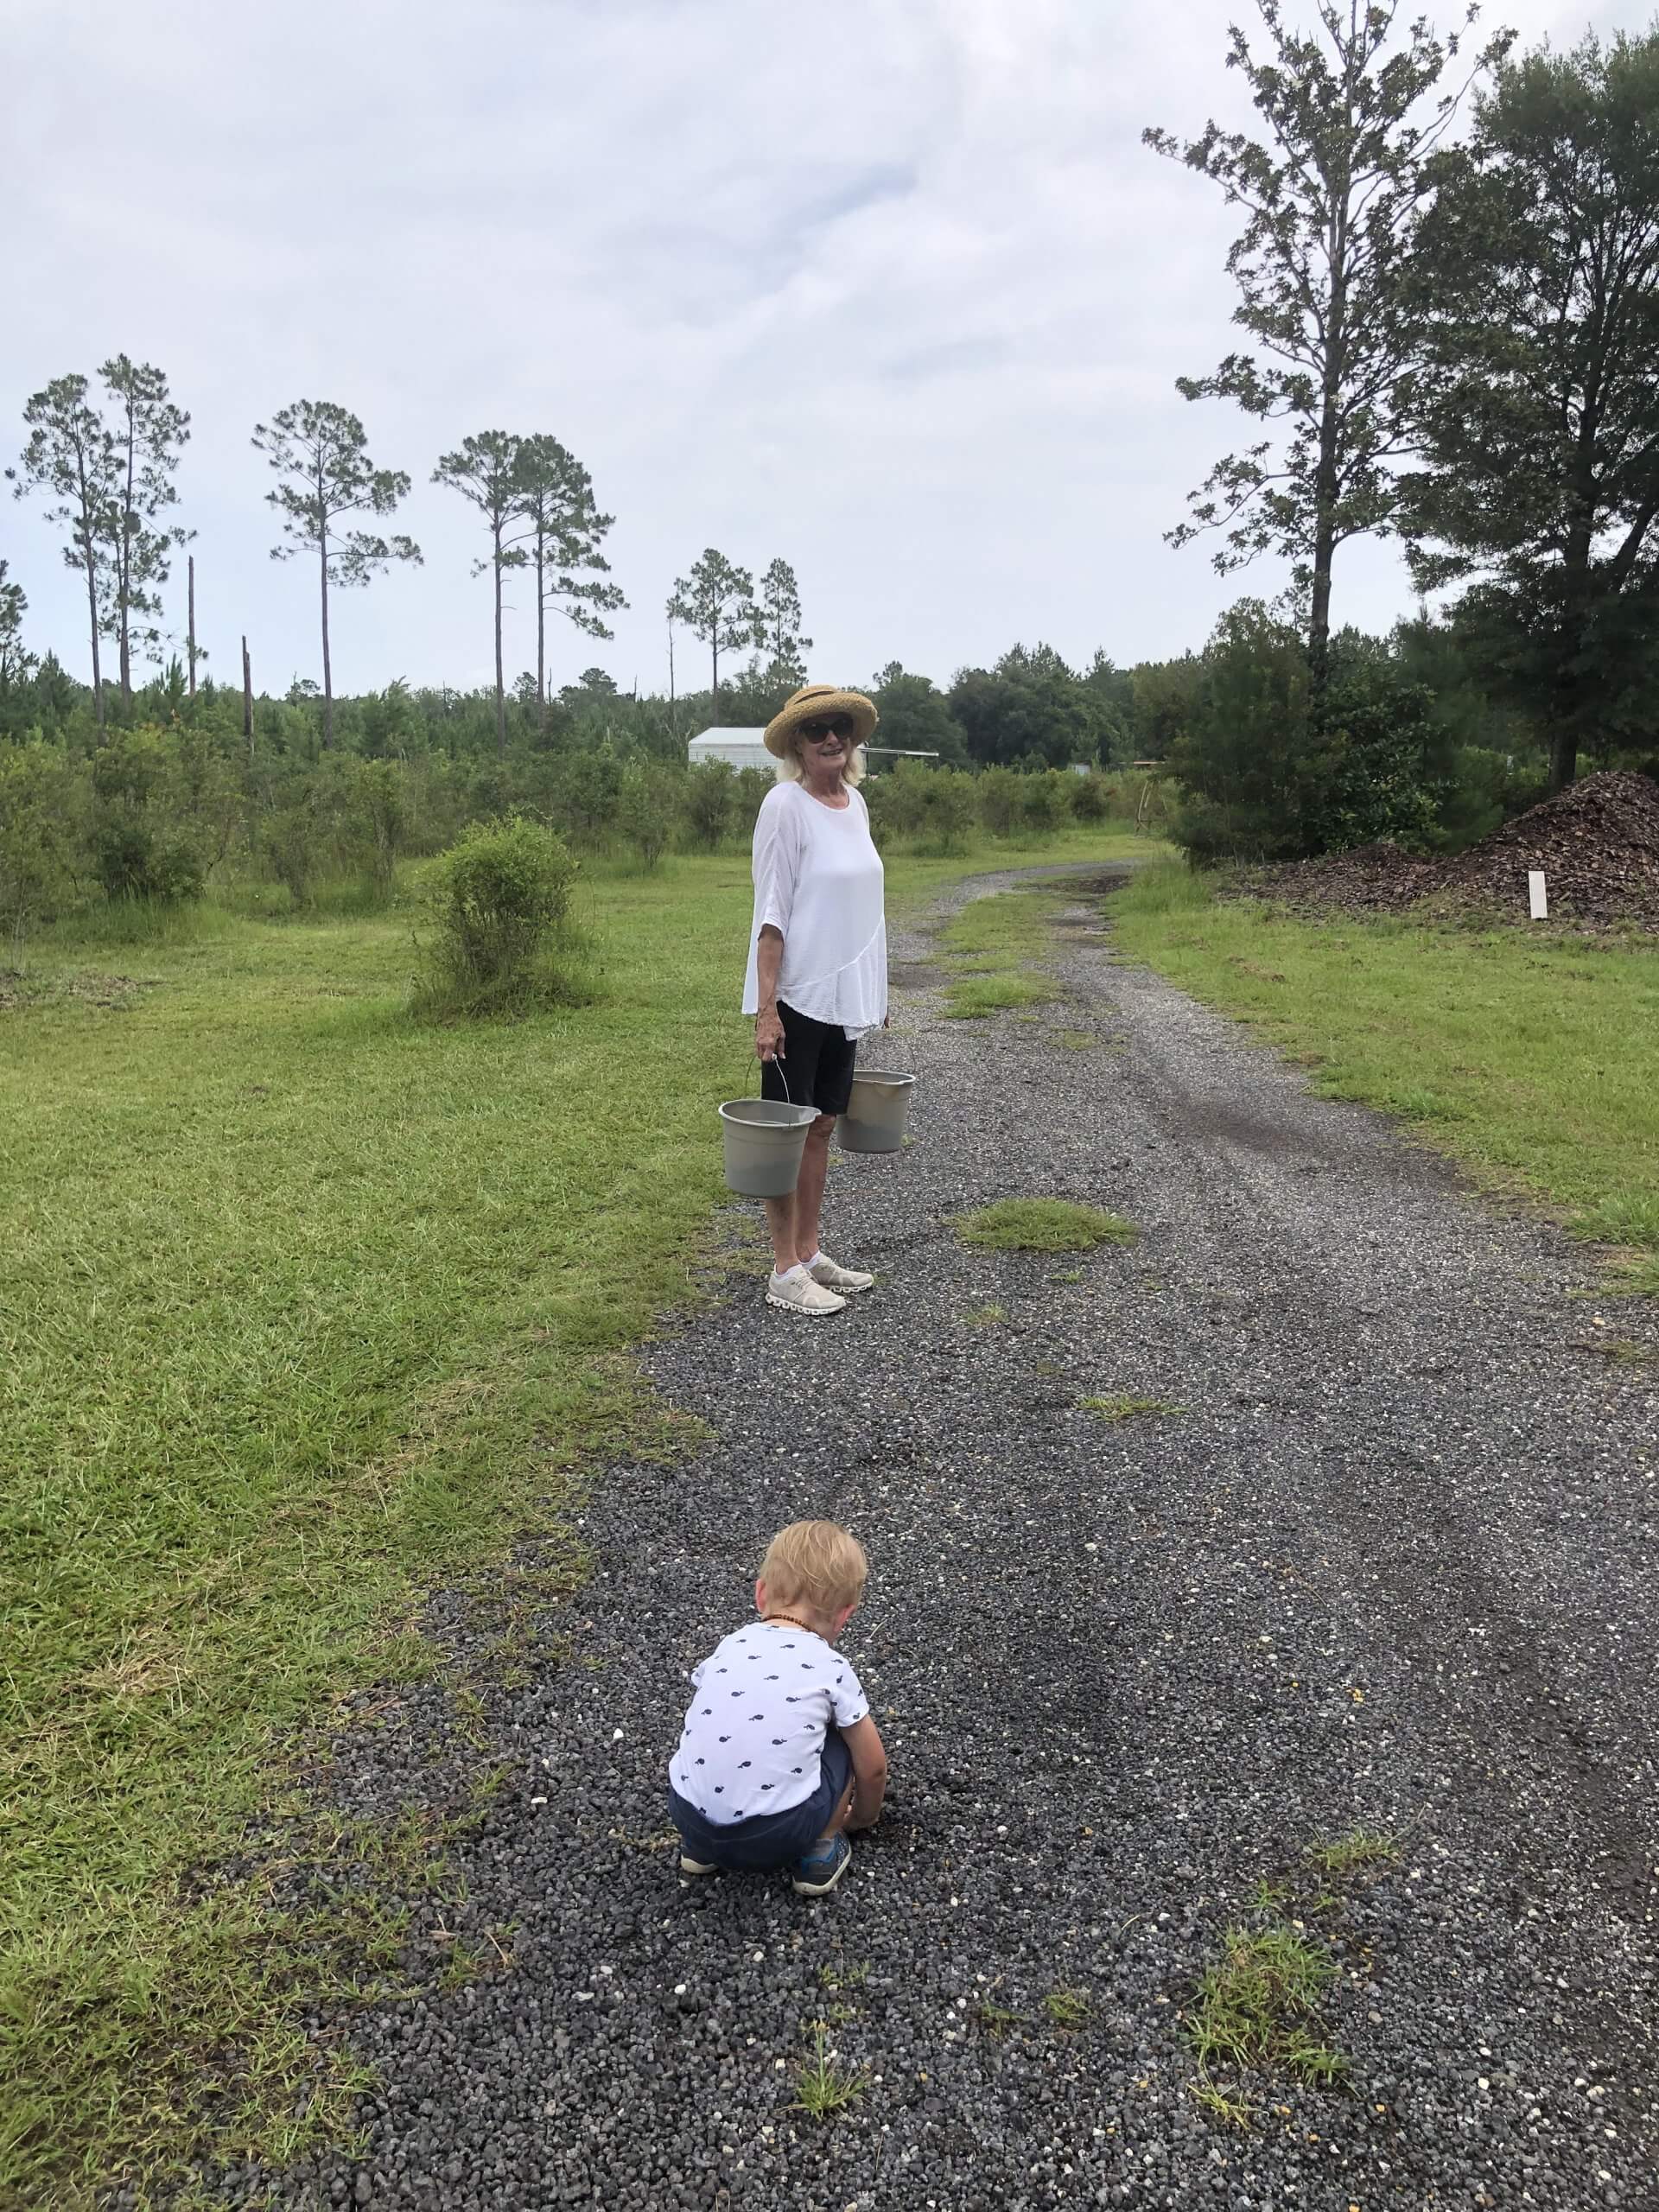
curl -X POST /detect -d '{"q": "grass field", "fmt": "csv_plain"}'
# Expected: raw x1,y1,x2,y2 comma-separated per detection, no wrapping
0,820,1154,2209
1109,861,1659,1294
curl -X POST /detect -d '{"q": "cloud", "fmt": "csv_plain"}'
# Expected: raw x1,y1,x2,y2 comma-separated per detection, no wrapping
2,0,1649,699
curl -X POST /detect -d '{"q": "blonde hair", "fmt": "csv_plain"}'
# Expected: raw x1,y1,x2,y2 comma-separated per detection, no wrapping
774,734,867,788
758,1520,868,1617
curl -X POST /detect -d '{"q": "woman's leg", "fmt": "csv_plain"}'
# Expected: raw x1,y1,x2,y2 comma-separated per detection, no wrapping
791,1116,836,1263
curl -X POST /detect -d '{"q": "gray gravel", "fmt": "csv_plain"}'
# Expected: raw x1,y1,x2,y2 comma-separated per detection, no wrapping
204,866,1657,2212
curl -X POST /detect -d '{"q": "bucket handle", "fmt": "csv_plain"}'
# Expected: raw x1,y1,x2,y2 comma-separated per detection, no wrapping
758,1046,793,1109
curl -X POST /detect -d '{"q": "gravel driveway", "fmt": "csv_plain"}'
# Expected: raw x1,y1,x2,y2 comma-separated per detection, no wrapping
224,868,1657,2212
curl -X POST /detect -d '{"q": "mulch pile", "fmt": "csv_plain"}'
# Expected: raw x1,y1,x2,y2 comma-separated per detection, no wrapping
1250,770,1659,932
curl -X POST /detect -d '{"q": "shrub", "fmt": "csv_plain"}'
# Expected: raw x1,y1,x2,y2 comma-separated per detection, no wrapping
261,798,324,907
1069,770,1112,822
977,766,1020,837
918,767,977,855
1020,772,1072,842
413,814,584,1017
345,759,406,898
87,728,208,903
684,760,737,849
617,760,682,870
0,741,77,947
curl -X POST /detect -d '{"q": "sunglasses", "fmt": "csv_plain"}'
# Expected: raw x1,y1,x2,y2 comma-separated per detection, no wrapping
799,715,854,741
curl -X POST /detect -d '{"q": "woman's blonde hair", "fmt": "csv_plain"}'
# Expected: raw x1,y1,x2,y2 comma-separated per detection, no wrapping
774,733,867,788
758,1520,868,1616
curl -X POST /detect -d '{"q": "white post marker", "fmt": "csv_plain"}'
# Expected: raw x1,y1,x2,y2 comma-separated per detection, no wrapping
1529,869,1548,920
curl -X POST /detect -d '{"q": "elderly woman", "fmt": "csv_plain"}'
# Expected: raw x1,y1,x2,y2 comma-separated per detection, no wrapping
742,683,887,1317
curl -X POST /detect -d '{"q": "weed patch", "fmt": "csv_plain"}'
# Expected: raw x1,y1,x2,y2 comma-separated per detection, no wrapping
1044,1987,1090,2031
1304,1827,1402,1877
957,1199,1139,1253
791,2026,868,2120
1079,1393,1182,1421
1185,1921,1343,2082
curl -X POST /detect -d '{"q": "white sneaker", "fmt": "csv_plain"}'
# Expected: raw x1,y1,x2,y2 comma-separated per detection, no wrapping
766,1268,848,1317
808,1255,874,1294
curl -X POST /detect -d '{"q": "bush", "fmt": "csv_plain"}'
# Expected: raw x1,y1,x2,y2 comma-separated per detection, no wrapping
0,741,77,947
977,766,1020,837
1020,772,1072,842
1069,770,1112,822
413,814,585,1017
88,728,208,903
261,798,324,907
918,767,977,855
684,760,737,849
617,760,682,870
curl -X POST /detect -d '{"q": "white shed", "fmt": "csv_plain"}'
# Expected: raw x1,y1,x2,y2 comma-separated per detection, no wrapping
688,728,772,773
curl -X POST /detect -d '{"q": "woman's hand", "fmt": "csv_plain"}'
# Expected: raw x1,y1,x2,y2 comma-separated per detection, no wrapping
755,1007,785,1063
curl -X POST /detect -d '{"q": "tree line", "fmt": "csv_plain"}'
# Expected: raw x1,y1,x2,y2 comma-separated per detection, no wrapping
3,378,827,764
1150,10,1659,803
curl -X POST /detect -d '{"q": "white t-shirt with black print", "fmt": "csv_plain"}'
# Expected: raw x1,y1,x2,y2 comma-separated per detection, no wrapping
671,1620,869,1823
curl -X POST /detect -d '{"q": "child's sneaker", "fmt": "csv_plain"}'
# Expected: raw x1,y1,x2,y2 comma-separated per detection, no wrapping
679,1852,719,1877
791,1834,852,1897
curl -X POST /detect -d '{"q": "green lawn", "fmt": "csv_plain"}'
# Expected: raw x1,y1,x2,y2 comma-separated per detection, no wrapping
1109,861,1659,1292
0,822,1149,2208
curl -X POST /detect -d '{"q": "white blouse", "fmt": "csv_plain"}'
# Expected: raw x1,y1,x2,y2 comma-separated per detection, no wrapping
741,781,887,1038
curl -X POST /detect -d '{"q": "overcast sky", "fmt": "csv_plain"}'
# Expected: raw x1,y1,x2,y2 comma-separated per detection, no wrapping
3,0,1649,703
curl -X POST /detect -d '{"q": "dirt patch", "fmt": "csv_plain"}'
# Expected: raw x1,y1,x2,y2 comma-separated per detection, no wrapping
1246,771,1659,932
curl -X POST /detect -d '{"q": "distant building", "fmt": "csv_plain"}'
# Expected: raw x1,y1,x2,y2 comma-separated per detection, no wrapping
688,728,772,772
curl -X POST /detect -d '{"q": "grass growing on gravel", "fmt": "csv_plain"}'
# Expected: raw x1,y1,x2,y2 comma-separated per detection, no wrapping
1043,1988,1090,2031
938,884,1067,1018
957,1198,1139,1253
791,2027,869,2120
1185,1921,1345,2089
1306,1827,1402,1876
1111,861,1659,1294
1,827,1145,2209
1079,1393,1182,1421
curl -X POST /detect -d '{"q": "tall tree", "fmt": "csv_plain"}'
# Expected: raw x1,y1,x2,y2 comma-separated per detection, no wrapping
512,435,627,731
9,374,120,729
666,548,759,713
1146,1,1509,694
755,557,811,685
1402,29,1659,792
101,356,191,712
0,558,30,690
433,431,524,755
251,400,420,747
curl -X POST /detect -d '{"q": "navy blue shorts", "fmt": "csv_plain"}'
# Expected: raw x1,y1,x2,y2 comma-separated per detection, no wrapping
670,1729,853,1872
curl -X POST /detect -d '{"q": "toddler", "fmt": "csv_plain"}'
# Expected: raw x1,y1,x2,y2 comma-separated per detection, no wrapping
669,1520,887,1896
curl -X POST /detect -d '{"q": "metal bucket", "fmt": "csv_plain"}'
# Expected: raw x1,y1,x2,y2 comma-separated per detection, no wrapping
718,1082,817,1197
837,1069,917,1155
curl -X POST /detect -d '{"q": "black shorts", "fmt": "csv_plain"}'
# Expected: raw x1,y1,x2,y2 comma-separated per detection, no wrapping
761,1001,857,1117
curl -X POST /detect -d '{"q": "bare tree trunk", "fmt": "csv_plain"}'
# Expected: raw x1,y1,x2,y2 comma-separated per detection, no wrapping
242,635,254,752
710,635,720,715
84,542,105,734
118,422,136,714
493,524,506,757
535,531,547,735
668,625,678,741
188,556,197,696
319,532,334,749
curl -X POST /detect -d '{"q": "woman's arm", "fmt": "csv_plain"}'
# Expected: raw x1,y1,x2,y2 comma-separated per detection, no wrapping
754,926,785,1062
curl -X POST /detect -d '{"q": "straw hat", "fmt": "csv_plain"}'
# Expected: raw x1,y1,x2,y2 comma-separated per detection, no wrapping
763,683,879,759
